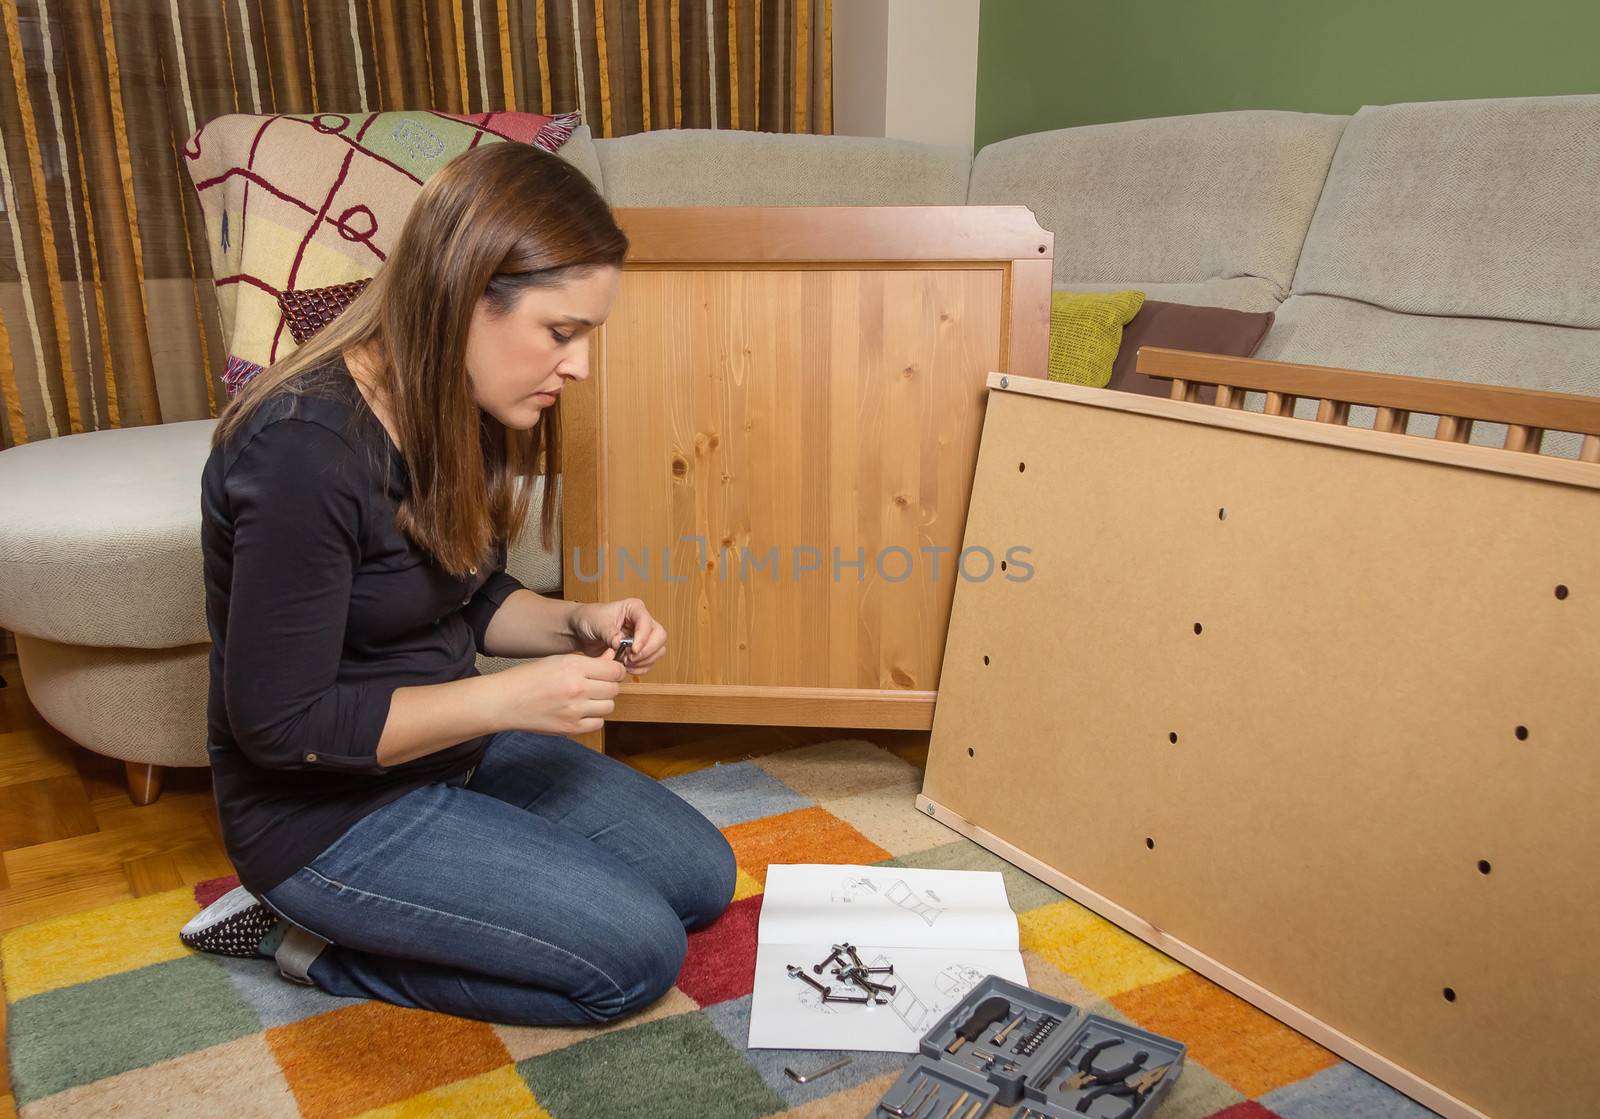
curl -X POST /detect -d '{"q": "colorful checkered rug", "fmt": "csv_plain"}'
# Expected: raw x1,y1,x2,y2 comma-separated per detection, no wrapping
3,739,1437,1118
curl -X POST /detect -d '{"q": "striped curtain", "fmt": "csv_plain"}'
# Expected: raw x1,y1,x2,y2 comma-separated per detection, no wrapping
0,0,833,449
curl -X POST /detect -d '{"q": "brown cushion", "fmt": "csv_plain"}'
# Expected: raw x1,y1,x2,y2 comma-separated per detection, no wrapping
1106,300,1276,401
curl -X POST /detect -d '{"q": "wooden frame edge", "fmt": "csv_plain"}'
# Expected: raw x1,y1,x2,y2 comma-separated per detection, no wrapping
986,373,1600,491
1135,347,1600,437
614,205,1054,263
915,794,1492,1119
614,684,936,729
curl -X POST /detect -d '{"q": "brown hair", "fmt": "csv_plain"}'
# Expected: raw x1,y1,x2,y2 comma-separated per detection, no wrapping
214,142,628,575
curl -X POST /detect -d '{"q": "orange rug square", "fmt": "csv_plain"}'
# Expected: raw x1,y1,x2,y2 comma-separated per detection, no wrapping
721,806,892,886
1110,972,1340,1098
267,998,511,1119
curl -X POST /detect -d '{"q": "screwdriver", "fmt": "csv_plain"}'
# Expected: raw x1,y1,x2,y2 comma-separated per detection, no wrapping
945,996,1011,1054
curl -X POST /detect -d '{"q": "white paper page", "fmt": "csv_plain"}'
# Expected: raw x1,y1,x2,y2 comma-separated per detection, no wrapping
757,864,1021,951
747,864,1027,1053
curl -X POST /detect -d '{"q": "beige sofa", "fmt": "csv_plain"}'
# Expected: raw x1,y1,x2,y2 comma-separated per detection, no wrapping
1,93,1594,800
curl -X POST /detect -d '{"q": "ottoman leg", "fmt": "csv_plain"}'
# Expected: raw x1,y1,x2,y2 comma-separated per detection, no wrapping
125,762,165,806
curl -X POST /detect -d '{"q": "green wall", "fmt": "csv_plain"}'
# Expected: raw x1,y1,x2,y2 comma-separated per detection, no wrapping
975,0,1600,149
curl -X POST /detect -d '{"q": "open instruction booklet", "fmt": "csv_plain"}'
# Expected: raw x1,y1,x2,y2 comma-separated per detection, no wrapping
747,863,1028,1052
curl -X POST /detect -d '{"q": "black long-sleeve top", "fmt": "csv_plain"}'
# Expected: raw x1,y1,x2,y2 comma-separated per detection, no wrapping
200,359,526,894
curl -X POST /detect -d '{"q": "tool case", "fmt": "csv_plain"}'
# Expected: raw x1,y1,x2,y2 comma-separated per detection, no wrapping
870,975,1185,1118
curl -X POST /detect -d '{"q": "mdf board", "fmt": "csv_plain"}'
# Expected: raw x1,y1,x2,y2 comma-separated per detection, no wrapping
560,207,1053,732
919,375,1600,1119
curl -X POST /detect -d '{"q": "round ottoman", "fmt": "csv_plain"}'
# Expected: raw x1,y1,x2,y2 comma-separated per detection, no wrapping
0,420,218,803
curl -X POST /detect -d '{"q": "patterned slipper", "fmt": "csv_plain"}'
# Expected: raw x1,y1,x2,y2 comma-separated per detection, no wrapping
179,884,280,958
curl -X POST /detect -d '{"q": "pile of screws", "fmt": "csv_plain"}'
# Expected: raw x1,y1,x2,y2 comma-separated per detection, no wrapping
787,942,896,1005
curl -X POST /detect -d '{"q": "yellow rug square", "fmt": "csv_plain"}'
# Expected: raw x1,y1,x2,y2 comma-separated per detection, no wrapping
732,866,764,901
1,888,197,1000
1018,898,1187,998
352,1065,549,1119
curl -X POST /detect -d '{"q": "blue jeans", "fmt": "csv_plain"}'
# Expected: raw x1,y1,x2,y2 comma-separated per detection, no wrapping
260,730,737,1027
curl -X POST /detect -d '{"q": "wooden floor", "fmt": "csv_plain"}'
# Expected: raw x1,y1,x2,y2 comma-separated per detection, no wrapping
0,654,929,1117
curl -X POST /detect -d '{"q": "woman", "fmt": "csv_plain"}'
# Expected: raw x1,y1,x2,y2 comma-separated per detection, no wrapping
181,142,736,1027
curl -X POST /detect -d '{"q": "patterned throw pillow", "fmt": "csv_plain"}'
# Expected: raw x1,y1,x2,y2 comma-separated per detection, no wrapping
184,110,579,396
1047,290,1146,387
279,279,373,344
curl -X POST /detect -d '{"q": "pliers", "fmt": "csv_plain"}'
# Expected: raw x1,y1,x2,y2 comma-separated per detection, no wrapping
1073,1063,1171,1118
1058,1038,1150,1091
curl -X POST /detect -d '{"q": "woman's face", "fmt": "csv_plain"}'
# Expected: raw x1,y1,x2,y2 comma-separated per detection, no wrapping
464,264,621,430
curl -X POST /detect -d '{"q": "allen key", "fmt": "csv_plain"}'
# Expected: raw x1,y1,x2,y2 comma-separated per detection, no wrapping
881,1079,938,1118
783,1056,851,1084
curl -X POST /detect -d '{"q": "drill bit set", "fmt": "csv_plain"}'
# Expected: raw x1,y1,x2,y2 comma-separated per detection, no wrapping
786,942,897,1005
873,975,1186,1118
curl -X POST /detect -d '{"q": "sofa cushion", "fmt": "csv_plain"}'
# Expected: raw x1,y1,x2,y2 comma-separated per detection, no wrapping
1290,95,1600,329
1057,277,1283,315
1255,294,1600,455
16,635,210,768
0,420,217,648
594,129,971,207
0,419,565,653
968,111,1348,295
185,113,600,372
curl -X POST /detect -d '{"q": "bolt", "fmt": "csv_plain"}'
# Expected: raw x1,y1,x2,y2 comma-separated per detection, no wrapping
822,991,872,1004
813,947,844,974
787,964,830,997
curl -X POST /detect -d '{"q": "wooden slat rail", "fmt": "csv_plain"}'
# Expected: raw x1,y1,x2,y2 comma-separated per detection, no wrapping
1136,347,1600,461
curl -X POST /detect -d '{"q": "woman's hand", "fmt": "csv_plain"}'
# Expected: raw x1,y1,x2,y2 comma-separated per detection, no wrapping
569,598,666,674
493,650,627,737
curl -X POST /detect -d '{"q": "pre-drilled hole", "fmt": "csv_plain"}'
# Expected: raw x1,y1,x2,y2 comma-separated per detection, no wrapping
1515,725,1529,741
1443,987,1457,1003
1477,859,1492,875
1018,462,1026,472
1218,507,1228,521
967,747,975,758
1193,622,1203,635
1145,837,1155,850
1000,560,1007,571
1169,732,1179,744
982,655,990,666
1555,584,1569,600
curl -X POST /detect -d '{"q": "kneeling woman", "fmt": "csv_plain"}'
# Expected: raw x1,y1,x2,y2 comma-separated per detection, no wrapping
182,142,736,1026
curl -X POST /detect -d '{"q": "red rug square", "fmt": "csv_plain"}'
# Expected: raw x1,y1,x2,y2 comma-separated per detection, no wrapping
1207,1103,1285,1119
676,894,763,1007
195,874,241,907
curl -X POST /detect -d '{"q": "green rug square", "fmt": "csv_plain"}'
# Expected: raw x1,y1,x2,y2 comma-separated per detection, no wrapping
517,1009,785,1119
8,954,262,1105
878,841,1066,913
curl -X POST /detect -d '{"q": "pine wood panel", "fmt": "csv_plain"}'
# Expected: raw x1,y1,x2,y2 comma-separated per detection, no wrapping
581,266,1004,707
564,207,1052,733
